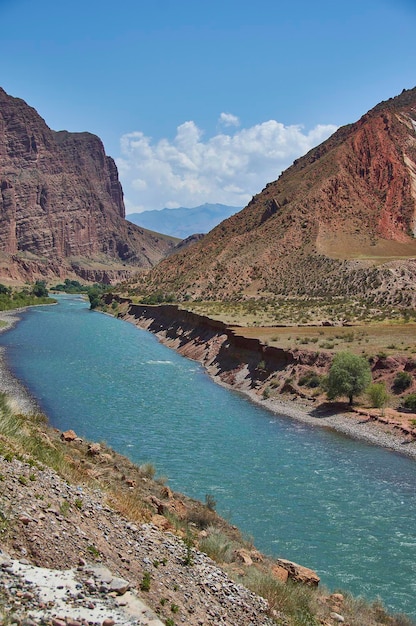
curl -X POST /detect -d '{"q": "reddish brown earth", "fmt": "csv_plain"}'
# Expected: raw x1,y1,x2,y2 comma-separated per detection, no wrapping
131,87,416,306
0,87,177,284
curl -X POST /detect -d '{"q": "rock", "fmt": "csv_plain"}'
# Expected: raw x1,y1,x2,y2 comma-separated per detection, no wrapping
271,564,289,583
329,592,344,606
233,549,253,566
107,576,130,595
146,495,165,514
61,429,77,441
87,443,101,456
151,514,172,531
19,513,36,525
330,612,345,622
160,485,173,499
276,558,320,586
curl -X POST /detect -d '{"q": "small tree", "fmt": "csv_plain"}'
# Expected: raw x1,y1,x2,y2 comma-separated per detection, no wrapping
32,280,48,298
326,351,372,405
403,394,416,412
367,382,389,409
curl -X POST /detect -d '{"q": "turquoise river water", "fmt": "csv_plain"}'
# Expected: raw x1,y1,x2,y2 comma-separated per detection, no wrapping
0,295,415,619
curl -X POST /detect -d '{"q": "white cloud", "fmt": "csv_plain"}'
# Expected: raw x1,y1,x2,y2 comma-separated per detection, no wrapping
116,117,338,213
219,112,240,127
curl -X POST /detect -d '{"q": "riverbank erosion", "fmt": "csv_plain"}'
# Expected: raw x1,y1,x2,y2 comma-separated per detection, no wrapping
109,298,416,460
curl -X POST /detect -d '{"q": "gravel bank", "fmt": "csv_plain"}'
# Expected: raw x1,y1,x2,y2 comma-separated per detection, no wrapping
0,311,40,415
255,392,416,460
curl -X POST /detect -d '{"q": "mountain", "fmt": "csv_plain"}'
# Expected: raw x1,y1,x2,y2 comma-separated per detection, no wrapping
0,88,177,284
127,203,241,239
130,87,416,308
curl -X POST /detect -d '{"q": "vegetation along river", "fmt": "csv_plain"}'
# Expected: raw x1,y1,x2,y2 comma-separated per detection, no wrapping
1,295,415,619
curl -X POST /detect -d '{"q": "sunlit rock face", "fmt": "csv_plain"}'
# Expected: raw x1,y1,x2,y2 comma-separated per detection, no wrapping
0,87,176,283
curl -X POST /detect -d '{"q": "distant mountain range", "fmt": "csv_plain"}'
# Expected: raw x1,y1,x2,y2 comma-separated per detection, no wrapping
128,87,416,308
127,204,241,239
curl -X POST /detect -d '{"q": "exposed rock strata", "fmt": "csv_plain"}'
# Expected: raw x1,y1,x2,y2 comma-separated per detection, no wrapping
0,87,176,283
131,87,416,305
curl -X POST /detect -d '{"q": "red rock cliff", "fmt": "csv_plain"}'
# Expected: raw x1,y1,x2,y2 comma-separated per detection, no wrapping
0,87,176,283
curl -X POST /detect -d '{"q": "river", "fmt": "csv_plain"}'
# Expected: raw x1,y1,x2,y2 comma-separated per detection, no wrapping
0,295,415,618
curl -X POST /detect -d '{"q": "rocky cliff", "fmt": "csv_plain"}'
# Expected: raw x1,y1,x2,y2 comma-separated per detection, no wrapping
130,87,416,306
0,87,177,284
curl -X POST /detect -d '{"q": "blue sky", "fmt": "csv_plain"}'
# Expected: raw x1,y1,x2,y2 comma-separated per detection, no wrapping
1,0,415,212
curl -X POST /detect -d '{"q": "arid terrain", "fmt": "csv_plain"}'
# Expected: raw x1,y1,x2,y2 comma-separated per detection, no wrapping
124,87,416,308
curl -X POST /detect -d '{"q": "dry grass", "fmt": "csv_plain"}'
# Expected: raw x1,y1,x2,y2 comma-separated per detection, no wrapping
178,300,416,357
238,323,416,357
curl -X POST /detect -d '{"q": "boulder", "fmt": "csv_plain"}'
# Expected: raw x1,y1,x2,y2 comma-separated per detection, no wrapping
60,429,77,442
276,558,320,586
87,443,101,456
271,564,289,583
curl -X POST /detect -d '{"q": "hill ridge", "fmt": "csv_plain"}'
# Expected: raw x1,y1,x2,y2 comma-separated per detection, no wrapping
127,86,416,306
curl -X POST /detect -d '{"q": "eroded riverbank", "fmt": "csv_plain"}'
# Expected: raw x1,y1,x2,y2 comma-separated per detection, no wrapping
112,299,416,460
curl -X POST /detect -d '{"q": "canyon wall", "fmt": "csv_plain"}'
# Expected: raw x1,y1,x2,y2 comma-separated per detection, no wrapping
0,87,176,283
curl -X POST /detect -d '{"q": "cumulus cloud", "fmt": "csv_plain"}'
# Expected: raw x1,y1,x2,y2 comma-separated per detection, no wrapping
116,117,338,213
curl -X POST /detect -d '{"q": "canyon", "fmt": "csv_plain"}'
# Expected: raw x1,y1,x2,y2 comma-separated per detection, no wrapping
0,87,177,284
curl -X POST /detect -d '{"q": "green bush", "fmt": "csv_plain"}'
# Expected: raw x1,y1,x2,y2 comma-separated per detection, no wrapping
140,571,151,591
326,352,372,405
403,394,416,412
298,371,322,388
393,371,412,393
199,527,235,563
367,382,389,408
32,280,48,298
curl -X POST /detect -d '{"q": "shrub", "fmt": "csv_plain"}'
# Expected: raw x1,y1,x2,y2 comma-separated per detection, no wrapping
139,462,156,479
140,571,151,591
262,386,271,399
205,494,216,511
403,394,416,412
199,527,235,563
183,535,194,566
393,371,412,393
298,371,322,388
367,383,389,409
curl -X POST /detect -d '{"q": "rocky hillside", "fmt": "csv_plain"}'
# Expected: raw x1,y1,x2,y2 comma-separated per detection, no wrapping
0,391,412,626
130,87,416,307
0,88,177,284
